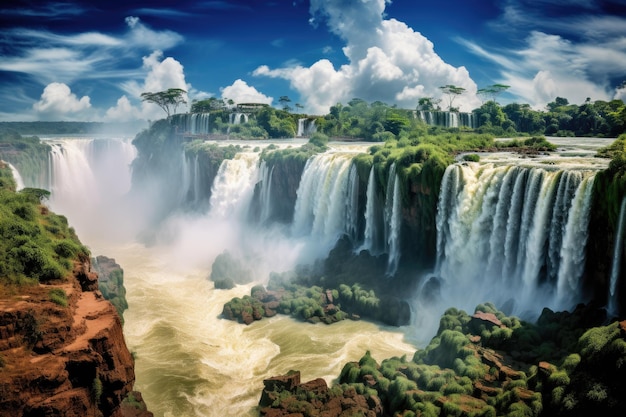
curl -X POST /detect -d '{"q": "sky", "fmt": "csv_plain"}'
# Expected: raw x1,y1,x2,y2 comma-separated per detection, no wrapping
0,0,625,122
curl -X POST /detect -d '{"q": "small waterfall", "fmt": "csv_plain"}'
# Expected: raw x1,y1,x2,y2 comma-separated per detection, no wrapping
171,113,211,134
296,118,317,137
179,151,203,206
609,197,626,314
385,166,402,276
345,164,360,242
257,161,274,224
417,111,476,128
209,152,260,220
7,162,25,190
291,151,357,255
360,166,383,254
229,113,249,125
434,163,598,313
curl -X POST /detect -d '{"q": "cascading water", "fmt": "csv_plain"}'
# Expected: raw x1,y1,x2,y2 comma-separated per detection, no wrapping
434,162,597,314
384,164,402,275
609,197,626,314
209,152,260,220
345,164,360,242
360,166,383,254
292,151,359,258
7,162,25,190
256,160,274,224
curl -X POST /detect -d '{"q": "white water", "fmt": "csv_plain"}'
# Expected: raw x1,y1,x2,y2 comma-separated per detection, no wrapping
292,150,360,259
360,166,382,254
20,137,416,417
432,163,598,317
385,164,401,275
609,197,626,314
6,162,25,190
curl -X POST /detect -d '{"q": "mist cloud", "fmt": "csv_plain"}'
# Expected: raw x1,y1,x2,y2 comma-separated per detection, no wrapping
254,0,480,114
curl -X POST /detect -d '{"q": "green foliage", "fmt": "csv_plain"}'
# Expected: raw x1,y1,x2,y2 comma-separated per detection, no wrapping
48,288,68,307
0,168,89,286
210,251,252,289
463,153,480,162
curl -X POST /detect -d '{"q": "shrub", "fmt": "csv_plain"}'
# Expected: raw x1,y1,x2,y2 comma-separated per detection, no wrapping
49,288,68,307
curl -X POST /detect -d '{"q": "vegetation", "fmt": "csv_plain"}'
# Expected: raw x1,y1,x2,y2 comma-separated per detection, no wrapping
141,88,187,117
209,251,252,289
260,302,625,417
0,161,89,287
48,288,68,307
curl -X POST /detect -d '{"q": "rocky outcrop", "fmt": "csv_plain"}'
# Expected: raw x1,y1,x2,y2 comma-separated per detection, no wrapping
0,260,151,417
259,371,382,417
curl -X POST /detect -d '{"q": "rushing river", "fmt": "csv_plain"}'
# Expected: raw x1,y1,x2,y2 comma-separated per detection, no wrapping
92,241,415,417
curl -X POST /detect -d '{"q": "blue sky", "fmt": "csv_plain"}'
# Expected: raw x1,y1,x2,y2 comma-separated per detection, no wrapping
0,0,625,121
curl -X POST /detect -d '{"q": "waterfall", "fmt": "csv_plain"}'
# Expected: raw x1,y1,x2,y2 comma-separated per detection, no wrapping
345,164,360,242
6,162,25,190
296,118,317,137
385,166,402,276
434,163,598,313
556,176,595,306
40,138,136,238
609,197,626,314
291,151,357,255
360,166,383,254
256,161,274,224
209,152,260,220
417,111,476,128
171,113,211,134
229,113,249,125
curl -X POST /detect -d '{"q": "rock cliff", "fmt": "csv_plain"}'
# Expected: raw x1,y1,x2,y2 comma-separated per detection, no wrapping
0,260,151,417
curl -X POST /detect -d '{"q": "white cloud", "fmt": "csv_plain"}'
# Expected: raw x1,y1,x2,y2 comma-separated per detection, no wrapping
463,30,624,108
32,82,92,120
255,0,480,114
615,85,626,102
104,95,141,122
220,79,273,105
0,17,183,86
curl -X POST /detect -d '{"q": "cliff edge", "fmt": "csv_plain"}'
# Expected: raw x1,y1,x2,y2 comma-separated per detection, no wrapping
0,259,151,417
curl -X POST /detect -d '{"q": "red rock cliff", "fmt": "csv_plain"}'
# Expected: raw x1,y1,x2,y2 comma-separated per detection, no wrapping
0,260,149,417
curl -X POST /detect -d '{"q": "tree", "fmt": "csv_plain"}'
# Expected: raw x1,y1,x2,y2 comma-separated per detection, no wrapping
477,84,510,104
191,97,225,113
417,97,441,111
279,96,292,112
439,85,466,111
141,88,187,117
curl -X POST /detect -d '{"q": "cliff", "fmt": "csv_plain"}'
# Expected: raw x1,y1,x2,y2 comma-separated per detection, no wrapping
0,259,151,417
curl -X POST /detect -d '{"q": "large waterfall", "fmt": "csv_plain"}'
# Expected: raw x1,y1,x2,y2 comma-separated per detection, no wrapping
5,134,621,416
418,111,477,128
434,163,596,314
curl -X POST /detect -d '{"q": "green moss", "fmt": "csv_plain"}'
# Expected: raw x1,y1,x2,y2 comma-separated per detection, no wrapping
48,288,68,307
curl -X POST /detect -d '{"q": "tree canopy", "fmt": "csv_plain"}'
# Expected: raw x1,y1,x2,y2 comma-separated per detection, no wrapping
439,85,466,111
141,88,187,117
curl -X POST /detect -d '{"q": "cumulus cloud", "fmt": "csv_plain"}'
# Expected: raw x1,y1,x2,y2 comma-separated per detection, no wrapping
254,0,479,114
461,29,624,108
220,79,273,105
113,51,193,120
104,95,141,122
32,82,92,120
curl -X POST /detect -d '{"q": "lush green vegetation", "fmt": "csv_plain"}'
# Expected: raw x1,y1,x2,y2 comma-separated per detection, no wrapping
260,302,624,417
0,161,89,287
209,251,252,289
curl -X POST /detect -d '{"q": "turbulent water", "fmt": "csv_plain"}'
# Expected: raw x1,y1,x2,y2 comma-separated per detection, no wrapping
18,136,415,417
8,135,618,416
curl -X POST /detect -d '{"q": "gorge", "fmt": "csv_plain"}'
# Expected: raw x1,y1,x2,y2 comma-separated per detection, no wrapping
2,126,625,416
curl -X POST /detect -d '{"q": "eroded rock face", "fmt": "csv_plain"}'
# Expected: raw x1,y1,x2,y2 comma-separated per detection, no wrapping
0,260,151,417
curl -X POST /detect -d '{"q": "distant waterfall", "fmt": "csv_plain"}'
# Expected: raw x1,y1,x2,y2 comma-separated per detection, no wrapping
229,113,249,125
171,113,211,134
209,152,260,220
609,197,626,314
292,151,358,253
297,118,317,137
7,162,25,190
418,111,476,128
385,164,402,276
345,164,360,242
43,138,136,237
435,163,597,312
